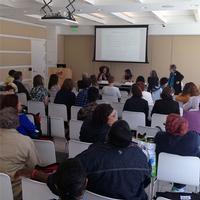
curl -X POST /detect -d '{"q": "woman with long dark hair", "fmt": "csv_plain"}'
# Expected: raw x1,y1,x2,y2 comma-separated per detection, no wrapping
48,74,60,99
147,70,159,92
80,104,117,143
54,79,76,120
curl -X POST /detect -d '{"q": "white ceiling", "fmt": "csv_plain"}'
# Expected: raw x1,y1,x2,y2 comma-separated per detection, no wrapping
1,0,200,26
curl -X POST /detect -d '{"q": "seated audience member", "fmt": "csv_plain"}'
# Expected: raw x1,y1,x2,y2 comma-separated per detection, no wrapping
183,110,200,133
77,120,151,200
90,74,99,88
1,94,39,138
4,85,16,94
136,76,154,106
75,78,91,107
77,73,89,91
78,87,99,121
102,76,121,101
54,79,76,121
48,74,60,100
4,70,18,93
175,82,199,104
30,74,49,106
79,104,116,143
0,107,39,200
152,77,168,103
97,66,111,81
124,69,133,83
136,75,145,83
147,70,159,93
13,71,31,100
151,87,180,115
14,159,87,200
123,84,149,123
183,95,200,111
155,114,200,192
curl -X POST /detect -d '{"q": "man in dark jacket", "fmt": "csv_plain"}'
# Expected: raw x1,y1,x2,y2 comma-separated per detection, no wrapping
14,71,31,100
168,64,184,95
77,120,151,200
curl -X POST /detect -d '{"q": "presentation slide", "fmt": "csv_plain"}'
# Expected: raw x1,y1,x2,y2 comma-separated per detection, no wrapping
95,26,148,63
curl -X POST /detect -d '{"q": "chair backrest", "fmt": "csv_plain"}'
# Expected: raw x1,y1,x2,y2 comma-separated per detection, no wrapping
28,100,46,117
122,111,145,130
40,116,48,135
69,119,83,140
33,139,56,166
148,105,153,120
179,106,183,116
71,106,82,120
84,190,120,200
137,126,160,138
96,100,109,105
17,93,27,106
156,198,171,200
68,140,91,158
50,117,65,139
48,103,68,122
102,95,118,103
0,173,14,200
151,113,168,131
49,96,55,103
120,91,128,98
157,153,200,186
112,102,124,118
22,178,58,200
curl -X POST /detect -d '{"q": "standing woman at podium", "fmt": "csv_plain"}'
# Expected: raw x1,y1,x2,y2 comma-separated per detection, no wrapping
97,66,111,81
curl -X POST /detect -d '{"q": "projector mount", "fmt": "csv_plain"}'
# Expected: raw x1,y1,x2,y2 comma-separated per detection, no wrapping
41,0,76,21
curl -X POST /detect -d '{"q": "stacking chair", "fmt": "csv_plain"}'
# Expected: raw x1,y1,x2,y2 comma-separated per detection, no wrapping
122,111,145,130
40,116,48,135
102,95,118,103
50,117,65,139
33,139,56,166
22,178,58,200
68,140,91,158
120,91,128,98
151,114,168,131
0,173,13,200
17,93,27,106
28,100,46,117
96,100,109,104
69,119,83,140
84,190,121,200
71,106,82,120
112,102,124,118
48,103,68,122
154,153,200,195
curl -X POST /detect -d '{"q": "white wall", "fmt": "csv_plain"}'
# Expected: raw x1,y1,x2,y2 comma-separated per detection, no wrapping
57,23,200,36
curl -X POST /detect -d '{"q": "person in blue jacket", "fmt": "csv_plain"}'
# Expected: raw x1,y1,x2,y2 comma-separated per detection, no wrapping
0,94,39,138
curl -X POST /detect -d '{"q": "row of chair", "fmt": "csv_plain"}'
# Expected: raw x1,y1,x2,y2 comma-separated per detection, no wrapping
2,151,199,200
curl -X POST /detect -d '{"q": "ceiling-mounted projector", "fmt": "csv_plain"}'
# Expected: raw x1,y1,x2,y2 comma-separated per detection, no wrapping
41,12,76,21
40,0,76,23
